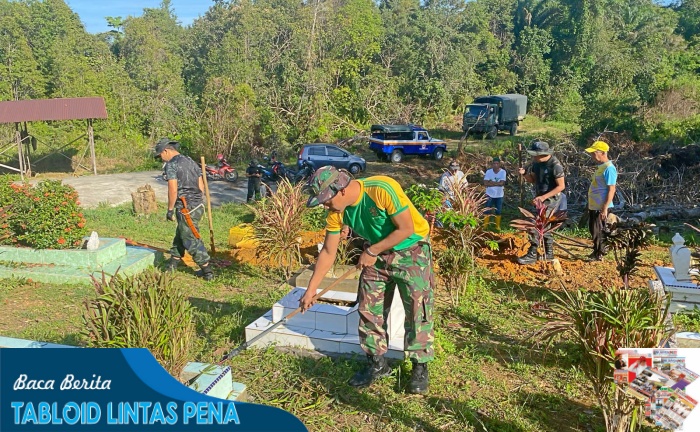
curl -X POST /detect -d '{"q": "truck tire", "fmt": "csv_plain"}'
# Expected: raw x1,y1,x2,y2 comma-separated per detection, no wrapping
487,126,498,139
432,148,444,161
390,149,403,163
509,122,518,136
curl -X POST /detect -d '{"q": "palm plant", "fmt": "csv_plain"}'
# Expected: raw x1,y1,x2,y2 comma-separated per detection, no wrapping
535,285,673,432
603,220,654,289
406,183,444,236
510,201,567,257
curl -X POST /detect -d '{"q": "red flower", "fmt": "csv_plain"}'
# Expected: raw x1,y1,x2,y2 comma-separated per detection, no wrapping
57,238,66,245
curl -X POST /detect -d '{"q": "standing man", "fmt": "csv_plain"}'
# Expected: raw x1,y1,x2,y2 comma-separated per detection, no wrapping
517,141,566,264
246,159,262,203
439,160,466,197
585,140,617,261
155,138,214,281
300,166,435,394
483,157,507,230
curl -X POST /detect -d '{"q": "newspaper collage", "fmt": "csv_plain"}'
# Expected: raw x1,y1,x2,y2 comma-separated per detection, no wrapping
614,349,700,430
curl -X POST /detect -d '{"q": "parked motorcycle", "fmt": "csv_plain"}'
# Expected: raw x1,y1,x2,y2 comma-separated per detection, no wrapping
162,154,239,183
293,161,314,184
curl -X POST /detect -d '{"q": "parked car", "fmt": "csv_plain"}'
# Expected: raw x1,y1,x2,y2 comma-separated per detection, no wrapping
297,144,366,174
368,124,447,163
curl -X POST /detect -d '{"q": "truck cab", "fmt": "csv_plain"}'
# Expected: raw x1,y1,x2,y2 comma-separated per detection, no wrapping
368,124,447,163
462,94,527,139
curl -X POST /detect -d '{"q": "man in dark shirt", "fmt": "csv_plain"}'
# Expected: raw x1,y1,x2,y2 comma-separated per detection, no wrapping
155,138,213,280
246,160,262,203
517,141,566,264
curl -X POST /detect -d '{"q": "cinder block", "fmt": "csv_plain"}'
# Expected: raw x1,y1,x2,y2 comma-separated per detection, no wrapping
346,308,359,335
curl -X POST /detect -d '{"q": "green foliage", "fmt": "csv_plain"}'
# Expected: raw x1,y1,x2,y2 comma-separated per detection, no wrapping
434,246,473,307
0,178,86,249
302,206,328,232
674,307,700,333
535,286,673,432
248,180,308,278
406,183,443,214
603,221,654,289
82,269,196,379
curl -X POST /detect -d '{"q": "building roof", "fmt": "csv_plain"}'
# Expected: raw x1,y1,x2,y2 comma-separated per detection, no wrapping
0,97,108,124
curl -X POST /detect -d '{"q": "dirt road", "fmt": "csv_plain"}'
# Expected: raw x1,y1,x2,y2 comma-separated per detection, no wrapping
33,171,255,208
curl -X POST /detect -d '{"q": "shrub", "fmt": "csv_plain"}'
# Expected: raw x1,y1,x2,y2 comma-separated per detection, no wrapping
0,178,86,249
82,269,195,379
535,287,673,432
248,179,308,278
603,220,654,289
302,206,327,231
434,246,473,307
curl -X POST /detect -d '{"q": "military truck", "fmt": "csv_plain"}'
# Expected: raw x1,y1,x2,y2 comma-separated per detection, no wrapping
462,94,527,139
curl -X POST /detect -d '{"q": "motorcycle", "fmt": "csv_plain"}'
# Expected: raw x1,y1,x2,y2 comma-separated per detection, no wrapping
293,161,314,184
162,154,239,182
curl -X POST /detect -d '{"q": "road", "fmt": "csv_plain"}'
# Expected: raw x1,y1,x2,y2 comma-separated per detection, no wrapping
36,171,256,209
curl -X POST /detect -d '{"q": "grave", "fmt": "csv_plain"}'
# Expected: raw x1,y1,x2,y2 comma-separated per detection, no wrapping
649,233,700,348
0,237,161,285
0,335,246,401
244,266,406,358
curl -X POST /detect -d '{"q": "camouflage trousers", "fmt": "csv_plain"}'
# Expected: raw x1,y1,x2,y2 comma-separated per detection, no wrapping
170,205,210,266
358,242,435,363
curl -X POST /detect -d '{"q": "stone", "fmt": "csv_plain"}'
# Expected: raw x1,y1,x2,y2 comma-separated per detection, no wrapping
670,233,692,281
86,231,100,251
131,184,158,215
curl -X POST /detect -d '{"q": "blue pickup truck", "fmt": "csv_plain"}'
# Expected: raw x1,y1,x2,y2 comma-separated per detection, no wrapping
369,124,447,163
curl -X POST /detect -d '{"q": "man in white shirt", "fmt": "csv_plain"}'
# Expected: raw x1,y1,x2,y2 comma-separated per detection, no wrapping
483,157,506,230
439,160,466,203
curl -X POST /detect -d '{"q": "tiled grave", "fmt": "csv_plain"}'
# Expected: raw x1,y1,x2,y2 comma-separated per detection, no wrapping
0,238,160,285
653,266,700,313
245,286,406,359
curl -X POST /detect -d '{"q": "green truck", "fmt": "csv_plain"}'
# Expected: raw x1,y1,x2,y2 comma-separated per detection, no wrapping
462,94,528,139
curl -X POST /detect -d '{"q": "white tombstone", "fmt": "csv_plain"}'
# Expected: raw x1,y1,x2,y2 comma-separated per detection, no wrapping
86,231,100,251
670,233,692,281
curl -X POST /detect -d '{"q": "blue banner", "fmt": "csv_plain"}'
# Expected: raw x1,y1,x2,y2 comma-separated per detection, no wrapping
0,349,307,431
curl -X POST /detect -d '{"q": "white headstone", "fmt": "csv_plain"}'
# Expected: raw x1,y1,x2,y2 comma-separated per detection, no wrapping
86,231,100,251
670,233,692,281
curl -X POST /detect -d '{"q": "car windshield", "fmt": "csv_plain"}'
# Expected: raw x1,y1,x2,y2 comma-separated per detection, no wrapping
466,105,488,117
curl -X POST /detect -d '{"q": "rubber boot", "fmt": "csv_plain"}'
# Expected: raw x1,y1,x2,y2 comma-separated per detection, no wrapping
483,215,491,229
348,354,392,388
407,359,429,395
165,257,181,272
544,238,555,261
195,263,215,281
494,215,502,231
517,244,539,265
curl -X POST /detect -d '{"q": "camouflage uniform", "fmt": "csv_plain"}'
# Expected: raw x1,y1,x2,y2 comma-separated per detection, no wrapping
358,242,435,362
164,154,210,266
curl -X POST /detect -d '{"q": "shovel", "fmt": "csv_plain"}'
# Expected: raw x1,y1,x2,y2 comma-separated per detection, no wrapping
220,267,358,362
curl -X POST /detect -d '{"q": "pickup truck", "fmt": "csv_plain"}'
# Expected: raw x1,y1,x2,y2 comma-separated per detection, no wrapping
368,124,447,163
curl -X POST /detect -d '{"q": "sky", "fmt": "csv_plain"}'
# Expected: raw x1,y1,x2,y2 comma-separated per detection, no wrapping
66,1,214,34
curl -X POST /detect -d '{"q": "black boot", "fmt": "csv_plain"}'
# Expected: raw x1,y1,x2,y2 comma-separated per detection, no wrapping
165,257,181,272
517,244,539,265
544,238,554,261
195,263,214,281
348,355,392,388
407,359,429,394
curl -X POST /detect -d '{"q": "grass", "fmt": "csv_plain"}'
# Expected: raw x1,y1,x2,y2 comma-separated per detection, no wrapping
0,203,607,432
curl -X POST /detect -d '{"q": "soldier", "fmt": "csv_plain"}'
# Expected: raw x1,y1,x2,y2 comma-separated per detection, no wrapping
299,166,435,394
155,138,214,281
246,159,263,203
517,141,566,264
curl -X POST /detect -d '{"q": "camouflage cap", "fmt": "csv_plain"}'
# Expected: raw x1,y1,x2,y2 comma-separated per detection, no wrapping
306,166,352,207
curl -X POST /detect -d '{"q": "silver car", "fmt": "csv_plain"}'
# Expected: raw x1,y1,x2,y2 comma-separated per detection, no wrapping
297,144,366,174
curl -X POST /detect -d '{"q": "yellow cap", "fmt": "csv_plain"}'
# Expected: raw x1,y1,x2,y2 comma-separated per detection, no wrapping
585,140,609,153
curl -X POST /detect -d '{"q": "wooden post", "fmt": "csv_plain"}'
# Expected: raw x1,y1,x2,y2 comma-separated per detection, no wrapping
200,157,216,253
88,119,97,175
15,127,24,181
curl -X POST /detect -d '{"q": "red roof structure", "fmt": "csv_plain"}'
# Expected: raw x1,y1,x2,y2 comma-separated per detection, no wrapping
0,97,107,124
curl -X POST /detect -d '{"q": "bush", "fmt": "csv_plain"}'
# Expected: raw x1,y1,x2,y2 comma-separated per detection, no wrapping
248,179,308,277
0,178,86,249
82,269,195,379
